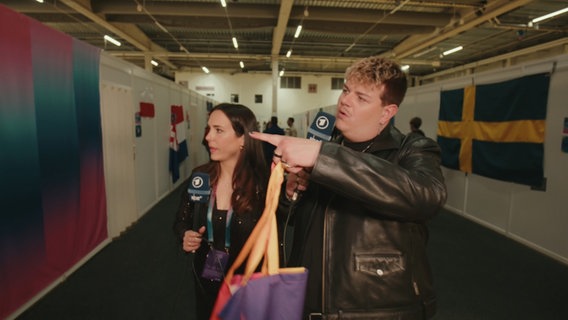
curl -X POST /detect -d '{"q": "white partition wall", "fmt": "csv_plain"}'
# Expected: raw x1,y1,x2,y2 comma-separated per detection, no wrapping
98,53,218,239
401,54,568,265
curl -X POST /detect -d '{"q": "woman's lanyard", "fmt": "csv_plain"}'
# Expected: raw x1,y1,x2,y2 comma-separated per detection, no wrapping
206,188,233,249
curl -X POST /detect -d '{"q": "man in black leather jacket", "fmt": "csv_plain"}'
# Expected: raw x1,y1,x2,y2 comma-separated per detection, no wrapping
251,56,447,319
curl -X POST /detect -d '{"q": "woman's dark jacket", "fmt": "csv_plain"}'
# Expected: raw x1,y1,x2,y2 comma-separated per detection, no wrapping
173,178,262,275
283,125,447,319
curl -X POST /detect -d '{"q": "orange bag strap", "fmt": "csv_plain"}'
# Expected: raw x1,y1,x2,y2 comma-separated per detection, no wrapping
223,162,285,284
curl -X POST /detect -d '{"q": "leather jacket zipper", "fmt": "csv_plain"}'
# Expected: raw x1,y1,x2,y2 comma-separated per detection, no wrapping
409,225,421,296
321,194,335,316
322,202,327,314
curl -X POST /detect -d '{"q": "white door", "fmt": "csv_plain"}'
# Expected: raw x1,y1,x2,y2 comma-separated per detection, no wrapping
100,82,138,238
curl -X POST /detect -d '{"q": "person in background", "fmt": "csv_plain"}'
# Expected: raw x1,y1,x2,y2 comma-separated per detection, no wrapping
251,56,447,319
262,116,285,166
173,103,269,320
285,117,298,137
409,116,425,136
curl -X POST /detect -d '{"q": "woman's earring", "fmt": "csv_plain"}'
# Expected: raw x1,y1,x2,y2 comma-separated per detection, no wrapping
240,145,244,150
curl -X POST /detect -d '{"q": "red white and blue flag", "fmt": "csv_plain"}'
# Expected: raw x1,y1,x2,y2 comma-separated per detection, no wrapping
169,105,189,182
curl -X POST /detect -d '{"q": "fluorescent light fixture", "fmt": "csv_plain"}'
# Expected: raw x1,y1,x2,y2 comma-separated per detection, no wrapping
286,50,292,58
401,65,410,71
232,37,238,49
103,35,121,47
239,61,245,69
220,0,227,8
531,7,568,23
202,66,210,74
442,46,463,56
36,0,44,3
294,25,302,38
279,70,285,77
413,46,437,58
151,60,159,67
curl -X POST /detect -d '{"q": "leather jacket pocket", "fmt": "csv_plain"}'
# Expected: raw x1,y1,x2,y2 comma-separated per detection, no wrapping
354,252,405,277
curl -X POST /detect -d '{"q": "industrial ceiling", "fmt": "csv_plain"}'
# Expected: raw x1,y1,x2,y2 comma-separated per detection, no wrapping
3,0,568,84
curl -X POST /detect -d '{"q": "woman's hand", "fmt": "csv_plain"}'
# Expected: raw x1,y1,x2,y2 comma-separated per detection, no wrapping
183,226,205,253
286,170,310,200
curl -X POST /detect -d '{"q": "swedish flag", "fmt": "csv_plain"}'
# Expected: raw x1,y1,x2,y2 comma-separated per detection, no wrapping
437,73,550,186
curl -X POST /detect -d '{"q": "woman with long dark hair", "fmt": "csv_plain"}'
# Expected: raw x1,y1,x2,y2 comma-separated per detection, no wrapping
174,103,269,319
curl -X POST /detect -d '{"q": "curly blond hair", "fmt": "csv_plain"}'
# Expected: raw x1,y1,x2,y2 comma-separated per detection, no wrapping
345,56,407,106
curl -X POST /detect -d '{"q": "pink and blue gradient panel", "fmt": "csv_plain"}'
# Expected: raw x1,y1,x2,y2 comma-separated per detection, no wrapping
0,6,107,318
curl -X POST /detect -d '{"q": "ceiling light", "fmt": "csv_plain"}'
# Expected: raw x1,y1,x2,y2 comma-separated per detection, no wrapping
413,46,437,58
442,46,463,56
232,37,238,49
202,66,210,74
239,61,245,69
294,25,302,38
151,60,158,67
103,35,121,47
531,6,568,24
401,65,410,72
36,0,44,3
279,69,285,77
286,50,292,58
220,0,227,8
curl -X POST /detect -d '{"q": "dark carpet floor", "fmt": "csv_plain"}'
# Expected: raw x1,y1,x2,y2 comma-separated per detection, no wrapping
15,184,568,320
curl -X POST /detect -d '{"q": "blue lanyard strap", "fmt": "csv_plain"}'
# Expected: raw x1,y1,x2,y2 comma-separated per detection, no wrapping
206,188,233,249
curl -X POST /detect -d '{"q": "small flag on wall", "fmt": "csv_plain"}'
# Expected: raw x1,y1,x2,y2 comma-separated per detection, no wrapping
139,102,155,117
437,73,550,186
169,105,189,183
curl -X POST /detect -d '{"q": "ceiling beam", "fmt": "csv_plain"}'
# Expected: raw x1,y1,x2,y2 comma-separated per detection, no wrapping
108,51,437,67
58,0,177,69
83,1,453,27
102,15,439,35
92,1,277,19
46,0,455,27
418,36,568,81
272,0,293,57
384,0,534,60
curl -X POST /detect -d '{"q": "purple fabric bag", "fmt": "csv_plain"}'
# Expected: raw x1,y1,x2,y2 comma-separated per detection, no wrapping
209,164,308,320
219,271,308,319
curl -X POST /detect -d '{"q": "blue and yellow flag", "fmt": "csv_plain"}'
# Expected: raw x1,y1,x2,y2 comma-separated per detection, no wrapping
437,73,550,186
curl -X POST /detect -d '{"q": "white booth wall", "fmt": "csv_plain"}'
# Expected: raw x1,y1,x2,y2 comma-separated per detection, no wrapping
396,54,568,265
100,53,214,238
